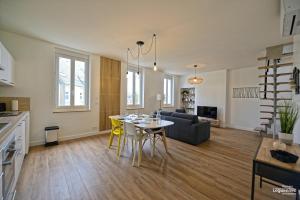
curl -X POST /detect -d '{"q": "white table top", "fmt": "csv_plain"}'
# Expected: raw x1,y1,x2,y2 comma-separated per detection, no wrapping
109,115,174,129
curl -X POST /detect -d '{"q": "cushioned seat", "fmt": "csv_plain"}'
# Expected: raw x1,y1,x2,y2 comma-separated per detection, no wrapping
159,111,210,145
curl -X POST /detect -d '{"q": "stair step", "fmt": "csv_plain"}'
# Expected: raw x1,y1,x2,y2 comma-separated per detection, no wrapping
258,73,292,78
261,122,270,126
260,111,279,114
258,62,293,70
260,105,289,108
260,117,279,120
260,98,292,101
259,90,292,93
257,52,293,61
259,82,295,86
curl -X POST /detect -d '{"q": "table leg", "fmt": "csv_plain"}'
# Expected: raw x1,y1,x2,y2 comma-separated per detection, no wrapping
138,129,143,167
151,133,156,157
162,129,168,153
138,137,142,167
251,160,256,200
296,188,299,200
260,176,262,188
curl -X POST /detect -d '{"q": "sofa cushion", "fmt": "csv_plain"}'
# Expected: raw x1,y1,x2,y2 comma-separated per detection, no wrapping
171,112,198,123
160,111,173,116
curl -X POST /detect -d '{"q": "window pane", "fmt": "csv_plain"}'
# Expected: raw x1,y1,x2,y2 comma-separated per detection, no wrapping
58,57,71,106
127,71,134,105
167,79,172,104
74,60,86,106
163,79,167,104
135,73,141,105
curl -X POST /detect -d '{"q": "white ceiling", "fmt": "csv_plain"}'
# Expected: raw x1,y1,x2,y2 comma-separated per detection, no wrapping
0,0,293,75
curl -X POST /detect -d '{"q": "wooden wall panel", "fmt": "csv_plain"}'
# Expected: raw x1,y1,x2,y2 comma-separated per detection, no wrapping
99,57,121,131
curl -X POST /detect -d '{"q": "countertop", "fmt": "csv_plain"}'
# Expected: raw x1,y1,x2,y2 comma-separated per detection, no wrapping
0,112,29,145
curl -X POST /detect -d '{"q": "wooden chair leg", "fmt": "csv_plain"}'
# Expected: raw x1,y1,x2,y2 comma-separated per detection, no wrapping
132,139,136,166
117,134,122,159
162,129,168,153
151,134,156,157
138,137,142,167
108,132,114,148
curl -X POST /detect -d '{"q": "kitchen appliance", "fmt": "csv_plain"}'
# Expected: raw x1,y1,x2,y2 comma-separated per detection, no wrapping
0,103,6,112
2,135,16,200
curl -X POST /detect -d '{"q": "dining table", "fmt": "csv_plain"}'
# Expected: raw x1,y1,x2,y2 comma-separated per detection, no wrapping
109,115,174,166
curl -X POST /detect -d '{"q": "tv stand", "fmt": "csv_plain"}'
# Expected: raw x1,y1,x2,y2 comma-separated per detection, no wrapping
198,117,220,127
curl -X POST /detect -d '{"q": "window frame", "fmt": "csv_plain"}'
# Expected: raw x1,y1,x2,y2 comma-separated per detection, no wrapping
54,49,90,112
126,66,144,109
163,74,174,107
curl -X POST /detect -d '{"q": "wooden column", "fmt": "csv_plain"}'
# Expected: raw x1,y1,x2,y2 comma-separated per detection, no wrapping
99,57,121,131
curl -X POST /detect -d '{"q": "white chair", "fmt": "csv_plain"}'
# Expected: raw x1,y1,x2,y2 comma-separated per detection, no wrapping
123,121,150,167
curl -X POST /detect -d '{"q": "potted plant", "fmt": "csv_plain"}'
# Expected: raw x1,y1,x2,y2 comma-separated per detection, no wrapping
278,101,299,145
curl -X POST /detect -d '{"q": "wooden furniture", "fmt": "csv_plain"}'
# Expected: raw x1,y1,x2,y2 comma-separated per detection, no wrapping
198,116,220,127
180,88,195,114
251,138,300,200
99,57,121,131
0,41,15,86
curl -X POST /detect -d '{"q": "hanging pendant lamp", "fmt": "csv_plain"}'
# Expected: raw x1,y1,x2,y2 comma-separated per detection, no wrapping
188,65,203,85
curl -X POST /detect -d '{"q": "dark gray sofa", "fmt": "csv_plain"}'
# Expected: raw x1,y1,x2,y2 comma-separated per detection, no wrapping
159,111,210,145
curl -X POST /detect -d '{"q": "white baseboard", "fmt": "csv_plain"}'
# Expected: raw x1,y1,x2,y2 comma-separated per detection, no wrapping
29,130,110,147
226,124,257,132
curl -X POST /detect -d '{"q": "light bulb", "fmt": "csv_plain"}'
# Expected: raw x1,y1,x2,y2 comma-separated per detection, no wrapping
153,62,157,71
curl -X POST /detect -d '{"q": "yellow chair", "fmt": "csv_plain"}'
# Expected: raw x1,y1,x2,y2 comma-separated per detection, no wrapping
108,118,124,158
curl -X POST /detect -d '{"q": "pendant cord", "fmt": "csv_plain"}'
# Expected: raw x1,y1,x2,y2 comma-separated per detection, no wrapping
154,34,157,65
126,48,129,74
137,45,140,75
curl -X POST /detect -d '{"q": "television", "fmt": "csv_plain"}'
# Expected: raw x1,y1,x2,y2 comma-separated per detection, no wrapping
197,106,217,119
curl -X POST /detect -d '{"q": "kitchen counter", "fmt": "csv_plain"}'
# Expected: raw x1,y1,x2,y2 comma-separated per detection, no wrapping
0,112,29,145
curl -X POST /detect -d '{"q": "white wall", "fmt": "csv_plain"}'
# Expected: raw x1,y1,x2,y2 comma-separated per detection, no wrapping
179,67,262,131
0,30,180,146
120,63,180,115
227,67,260,131
292,35,300,144
179,70,228,127
0,30,100,146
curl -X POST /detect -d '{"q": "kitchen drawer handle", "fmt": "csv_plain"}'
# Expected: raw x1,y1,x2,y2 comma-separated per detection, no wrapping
1,79,7,81
2,150,16,165
0,67,4,71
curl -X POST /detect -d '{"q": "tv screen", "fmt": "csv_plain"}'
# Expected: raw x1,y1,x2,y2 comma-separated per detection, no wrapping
197,106,217,119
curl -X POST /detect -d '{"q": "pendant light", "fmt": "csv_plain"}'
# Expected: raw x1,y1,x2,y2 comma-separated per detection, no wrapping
127,34,158,75
188,65,203,85
153,34,157,71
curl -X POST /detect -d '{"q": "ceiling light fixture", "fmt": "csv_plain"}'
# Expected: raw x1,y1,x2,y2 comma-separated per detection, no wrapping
188,65,203,85
127,34,158,76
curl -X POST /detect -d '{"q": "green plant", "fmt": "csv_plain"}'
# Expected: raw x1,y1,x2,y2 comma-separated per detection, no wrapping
279,101,299,134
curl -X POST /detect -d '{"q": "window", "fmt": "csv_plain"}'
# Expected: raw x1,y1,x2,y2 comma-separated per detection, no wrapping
55,49,90,111
163,75,174,106
127,67,143,108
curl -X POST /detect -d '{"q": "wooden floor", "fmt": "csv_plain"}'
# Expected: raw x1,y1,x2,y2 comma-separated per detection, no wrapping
16,128,293,200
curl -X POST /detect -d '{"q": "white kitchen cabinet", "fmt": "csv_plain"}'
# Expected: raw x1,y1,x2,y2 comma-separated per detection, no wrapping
14,120,25,181
0,41,15,86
